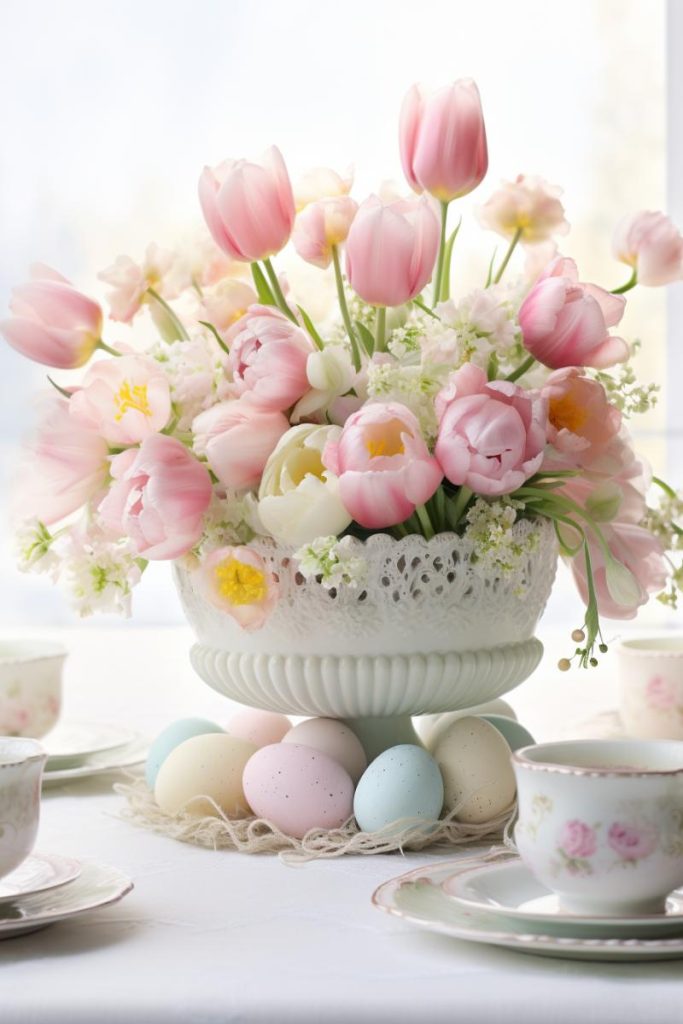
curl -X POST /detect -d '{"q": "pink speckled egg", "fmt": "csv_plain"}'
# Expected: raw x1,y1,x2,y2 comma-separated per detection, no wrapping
225,708,291,748
242,743,354,839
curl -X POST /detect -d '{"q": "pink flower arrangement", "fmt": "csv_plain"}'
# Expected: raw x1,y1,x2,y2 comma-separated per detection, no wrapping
3,78,682,649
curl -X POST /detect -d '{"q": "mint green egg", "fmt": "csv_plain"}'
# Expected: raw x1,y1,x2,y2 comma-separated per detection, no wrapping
480,715,535,753
353,744,444,834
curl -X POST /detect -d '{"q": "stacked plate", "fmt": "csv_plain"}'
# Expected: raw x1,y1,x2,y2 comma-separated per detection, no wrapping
373,852,683,961
0,854,133,939
42,721,147,785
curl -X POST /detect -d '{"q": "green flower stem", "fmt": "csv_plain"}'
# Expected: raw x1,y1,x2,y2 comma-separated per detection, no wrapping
198,320,230,356
448,485,473,528
506,354,536,382
652,475,678,499
493,227,522,285
262,259,297,323
415,503,435,540
374,306,387,352
432,200,450,306
96,339,121,357
147,287,189,341
610,269,638,295
47,375,71,398
250,262,276,304
331,246,361,371
412,297,440,320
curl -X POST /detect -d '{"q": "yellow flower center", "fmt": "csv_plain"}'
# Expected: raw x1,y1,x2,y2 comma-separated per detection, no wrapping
549,394,587,434
214,558,267,606
365,422,407,459
114,381,152,422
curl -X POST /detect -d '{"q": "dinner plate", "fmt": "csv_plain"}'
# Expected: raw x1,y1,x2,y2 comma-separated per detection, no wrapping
441,856,683,938
42,737,147,785
0,861,133,939
43,721,137,768
0,852,81,903
372,855,683,961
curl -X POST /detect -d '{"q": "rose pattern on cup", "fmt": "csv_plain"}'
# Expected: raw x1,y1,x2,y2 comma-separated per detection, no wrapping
0,681,62,738
646,675,678,711
556,819,597,875
607,821,659,864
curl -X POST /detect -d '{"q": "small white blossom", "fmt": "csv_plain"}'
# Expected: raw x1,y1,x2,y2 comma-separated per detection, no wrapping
464,498,539,597
421,285,519,373
151,329,232,430
62,532,143,617
294,535,367,589
196,490,259,555
15,519,60,578
366,358,443,442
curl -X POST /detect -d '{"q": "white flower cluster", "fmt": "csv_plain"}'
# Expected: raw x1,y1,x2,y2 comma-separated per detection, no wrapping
421,285,519,373
463,497,539,596
366,360,442,441
195,490,261,555
294,535,367,590
592,357,659,418
151,329,232,430
643,487,683,609
16,519,60,578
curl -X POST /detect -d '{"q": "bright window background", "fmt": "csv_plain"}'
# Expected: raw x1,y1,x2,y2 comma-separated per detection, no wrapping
0,0,670,628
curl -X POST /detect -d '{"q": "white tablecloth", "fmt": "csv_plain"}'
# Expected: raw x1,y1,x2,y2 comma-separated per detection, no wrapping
0,625,681,1024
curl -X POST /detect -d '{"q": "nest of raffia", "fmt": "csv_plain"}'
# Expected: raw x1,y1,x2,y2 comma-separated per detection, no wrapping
115,776,516,865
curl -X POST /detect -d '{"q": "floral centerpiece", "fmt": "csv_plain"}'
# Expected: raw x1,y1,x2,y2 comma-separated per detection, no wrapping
4,77,682,681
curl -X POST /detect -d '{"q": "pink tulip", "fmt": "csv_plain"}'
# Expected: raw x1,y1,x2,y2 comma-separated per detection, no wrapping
293,166,353,211
399,80,488,202
192,400,289,490
227,305,313,411
435,363,547,496
98,435,212,560
1,265,102,369
612,210,683,286
477,175,569,243
98,244,176,323
198,146,295,262
518,256,629,369
199,546,279,630
543,368,621,465
571,520,667,620
200,279,258,335
12,397,109,525
292,196,359,269
322,402,442,528
345,196,440,306
69,354,172,445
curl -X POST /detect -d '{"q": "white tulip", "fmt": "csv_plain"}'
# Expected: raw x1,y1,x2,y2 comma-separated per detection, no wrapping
258,425,352,547
291,346,356,423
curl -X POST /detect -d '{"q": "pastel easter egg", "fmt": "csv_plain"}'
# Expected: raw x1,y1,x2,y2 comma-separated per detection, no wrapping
419,699,518,749
353,744,444,834
155,733,256,818
242,743,354,839
432,716,516,824
282,718,367,784
480,714,535,753
225,708,291,748
146,717,224,788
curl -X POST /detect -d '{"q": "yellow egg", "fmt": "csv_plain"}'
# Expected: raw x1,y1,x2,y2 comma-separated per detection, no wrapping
432,716,516,824
154,733,257,819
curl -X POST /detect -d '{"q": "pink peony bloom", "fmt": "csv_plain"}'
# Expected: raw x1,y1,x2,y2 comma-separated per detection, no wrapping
293,165,353,211
98,435,212,560
559,819,597,860
518,257,629,369
1,264,102,369
646,675,677,711
12,397,109,525
543,368,621,465
227,305,313,411
192,400,289,490
345,195,440,307
98,243,176,323
612,210,683,286
198,146,295,262
608,822,658,862
571,520,667,620
434,363,547,496
199,545,279,630
399,79,488,202
322,402,443,528
477,175,569,243
292,196,359,269
69,354,172,445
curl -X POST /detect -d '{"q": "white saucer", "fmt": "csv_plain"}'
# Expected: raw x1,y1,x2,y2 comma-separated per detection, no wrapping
442,857,683,938
0,852,81,903
0,861,133,939
372,854,683,961
42,737,147,786
43,721,137,768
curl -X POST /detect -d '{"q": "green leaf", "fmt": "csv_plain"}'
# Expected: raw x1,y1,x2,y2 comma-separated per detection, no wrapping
485,247,498,288
439,218,462,302
198,320,230,356
355,320,376,357
412,297,439,320
250,262,276,305
296,305,325,351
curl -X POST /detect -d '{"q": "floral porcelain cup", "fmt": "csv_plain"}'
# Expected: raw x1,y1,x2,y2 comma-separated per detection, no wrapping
0,737,46,879
617,637,683,740
513,739,683,916
0,641,66,738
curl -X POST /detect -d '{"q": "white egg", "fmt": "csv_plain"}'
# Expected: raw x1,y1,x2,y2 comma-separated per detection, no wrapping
432,716,516,824
282,718,367,783
155,733,257,818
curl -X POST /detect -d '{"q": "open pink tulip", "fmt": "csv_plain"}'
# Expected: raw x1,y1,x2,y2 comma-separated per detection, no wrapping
98,243,176,323
200,279,258,335
1,265,102,369
400,80,488,202
198,146,295,262
192,400,289,490
292,196,359,269
612,211,683,286
345,196,439,306
543,368,621,465
323,402,442,528
98,434,212,560
69,354,171,445
571,521,667,620
477,175,569,243
435,363,547,496
227,305,313,411
199,546,279,629
12,397,109,525
518,257,629,369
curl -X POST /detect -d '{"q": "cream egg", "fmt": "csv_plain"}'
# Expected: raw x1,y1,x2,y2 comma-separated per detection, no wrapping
418,699,518,749
155,733,257,818
225,708,291,748
432,716,516,823
282,718,367,784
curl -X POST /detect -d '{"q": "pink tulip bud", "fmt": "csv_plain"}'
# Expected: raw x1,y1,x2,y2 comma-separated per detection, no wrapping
518,256,630,369
612,210,683,286
399,80,488,202
1,265,102,369
292,196,359,269
198,146,295,262
98,434,212,561
227,305,313,411
293,166,353,211
192,400,289,490
345,196,440,307
477,175,569,243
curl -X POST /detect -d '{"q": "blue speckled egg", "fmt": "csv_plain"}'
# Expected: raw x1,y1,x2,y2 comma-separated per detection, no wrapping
480,715,535,753
146,717,224,788
353,744,444,834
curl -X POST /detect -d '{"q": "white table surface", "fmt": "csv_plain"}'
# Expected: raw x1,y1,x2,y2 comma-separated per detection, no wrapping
0,623,681,1024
